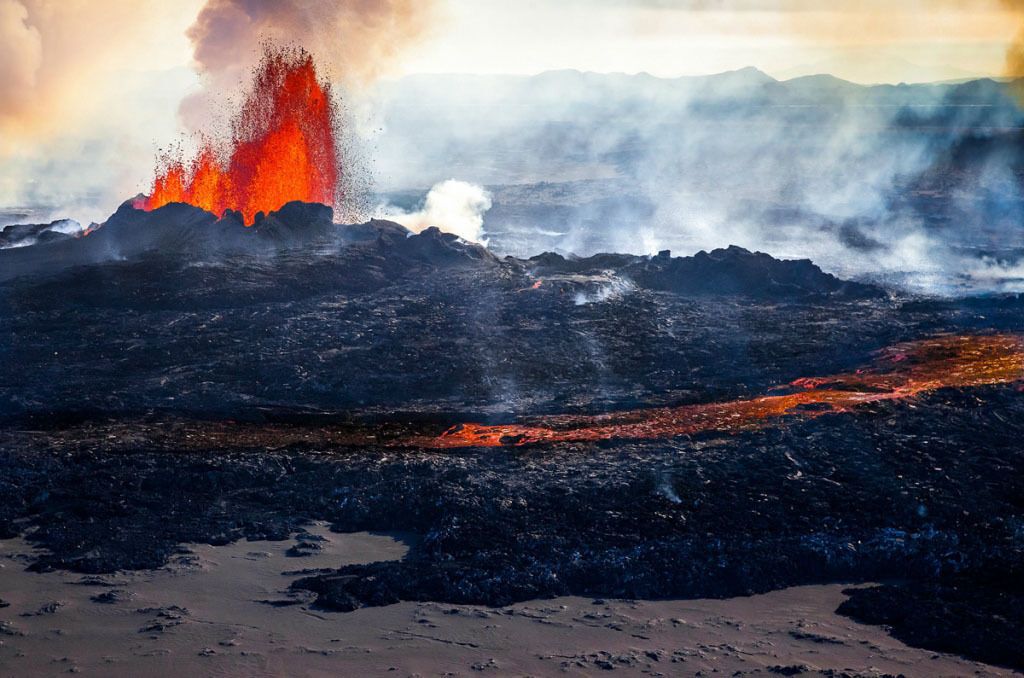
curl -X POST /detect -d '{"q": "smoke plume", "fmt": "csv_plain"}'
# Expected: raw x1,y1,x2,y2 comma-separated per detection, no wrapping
190,0,434,85
0,0,42,127
1004,0,1024,103
0,1,206,222
0,1,200,138
182,0,437,131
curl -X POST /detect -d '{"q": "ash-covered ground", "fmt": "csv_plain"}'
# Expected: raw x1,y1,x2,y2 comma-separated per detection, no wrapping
1,202,1023,671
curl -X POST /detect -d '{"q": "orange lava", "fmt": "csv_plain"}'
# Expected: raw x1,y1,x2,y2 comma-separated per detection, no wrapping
417,334,1024,448
140,46,339,226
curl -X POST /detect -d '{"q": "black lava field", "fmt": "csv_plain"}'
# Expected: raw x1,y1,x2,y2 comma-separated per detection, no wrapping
1,202,1022,670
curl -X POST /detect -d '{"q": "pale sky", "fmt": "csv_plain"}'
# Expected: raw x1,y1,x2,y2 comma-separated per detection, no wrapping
1,0,1021,217
399,0,1020,83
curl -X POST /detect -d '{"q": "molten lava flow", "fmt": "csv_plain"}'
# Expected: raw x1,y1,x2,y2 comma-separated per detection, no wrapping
415,334,1024,448
140,46,339,225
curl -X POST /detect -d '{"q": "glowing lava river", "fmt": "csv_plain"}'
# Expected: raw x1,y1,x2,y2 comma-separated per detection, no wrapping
412,333,1024,448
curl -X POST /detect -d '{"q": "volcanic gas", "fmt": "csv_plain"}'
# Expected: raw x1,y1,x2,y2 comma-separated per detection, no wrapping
421,333,1024,448
139,46,340,225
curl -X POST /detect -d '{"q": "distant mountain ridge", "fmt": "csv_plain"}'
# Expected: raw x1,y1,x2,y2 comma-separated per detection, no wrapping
382,66,1023,109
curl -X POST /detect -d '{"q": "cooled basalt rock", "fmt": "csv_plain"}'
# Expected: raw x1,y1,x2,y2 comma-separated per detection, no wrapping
0,386,1021,669
837,573,1024,670
528,245,882,300
0,200,875,303
0,201,1020,670
0,219,81,249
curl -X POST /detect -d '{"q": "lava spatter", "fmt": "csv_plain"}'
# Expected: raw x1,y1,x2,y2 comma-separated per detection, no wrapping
140,46,340,225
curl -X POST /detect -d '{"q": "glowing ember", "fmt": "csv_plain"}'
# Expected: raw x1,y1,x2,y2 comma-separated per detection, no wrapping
415,334,1024,448
140,46,339,225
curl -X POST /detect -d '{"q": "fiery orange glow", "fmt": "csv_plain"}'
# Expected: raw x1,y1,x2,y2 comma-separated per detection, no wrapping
517,279,543,293
417,334,1024,448
139,46,339,226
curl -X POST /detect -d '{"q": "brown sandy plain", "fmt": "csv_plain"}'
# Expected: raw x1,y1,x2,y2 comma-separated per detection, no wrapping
0,523,1012,677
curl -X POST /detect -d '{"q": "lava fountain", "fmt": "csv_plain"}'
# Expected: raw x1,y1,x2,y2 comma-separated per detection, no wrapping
139,46,340,225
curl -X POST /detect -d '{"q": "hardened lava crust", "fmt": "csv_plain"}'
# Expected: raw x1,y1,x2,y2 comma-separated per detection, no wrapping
1,202,1022,669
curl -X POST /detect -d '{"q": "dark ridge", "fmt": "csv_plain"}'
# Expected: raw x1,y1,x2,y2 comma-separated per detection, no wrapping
0,219,81,249
0,198,881,300
529,245,883,300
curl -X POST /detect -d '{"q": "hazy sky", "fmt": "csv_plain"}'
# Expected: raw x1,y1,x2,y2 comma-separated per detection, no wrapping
1,0,1021,218
399,0,1020,82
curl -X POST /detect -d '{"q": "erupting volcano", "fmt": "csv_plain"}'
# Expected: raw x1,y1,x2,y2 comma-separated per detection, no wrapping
139,46,340,225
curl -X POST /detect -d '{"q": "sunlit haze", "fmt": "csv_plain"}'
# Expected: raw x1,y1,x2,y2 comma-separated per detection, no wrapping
1,0,1022,222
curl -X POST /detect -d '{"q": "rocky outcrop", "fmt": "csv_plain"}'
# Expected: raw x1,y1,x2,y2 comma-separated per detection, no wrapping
0,219,81,249
529,245,883,300
1,200,877,301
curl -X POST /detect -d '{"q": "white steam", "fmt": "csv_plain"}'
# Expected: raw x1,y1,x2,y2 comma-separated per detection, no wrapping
0,217,82,249
364,69,1024,295
383,180,493,245
574,277,636,306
